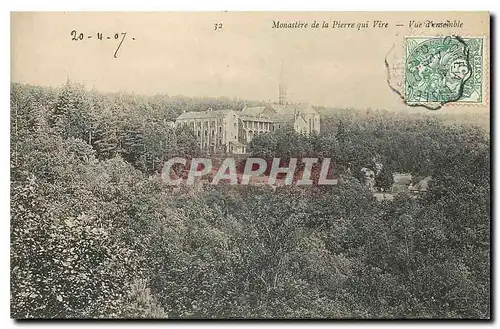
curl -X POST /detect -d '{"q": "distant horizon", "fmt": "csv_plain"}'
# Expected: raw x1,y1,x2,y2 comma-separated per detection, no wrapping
12,12,489,115
10,80,490,118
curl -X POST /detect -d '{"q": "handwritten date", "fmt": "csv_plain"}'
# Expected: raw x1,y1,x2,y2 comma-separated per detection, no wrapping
70,30,136,58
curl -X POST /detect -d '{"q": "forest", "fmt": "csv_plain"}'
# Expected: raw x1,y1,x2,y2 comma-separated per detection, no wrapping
10,81,490,319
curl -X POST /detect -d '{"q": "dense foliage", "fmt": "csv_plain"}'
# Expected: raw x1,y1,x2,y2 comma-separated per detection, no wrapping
11,82,490,319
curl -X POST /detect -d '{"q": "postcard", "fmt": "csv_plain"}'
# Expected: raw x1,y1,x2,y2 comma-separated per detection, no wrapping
10,11,490,319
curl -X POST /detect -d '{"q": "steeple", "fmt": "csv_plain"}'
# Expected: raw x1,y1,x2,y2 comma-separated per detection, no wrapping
278,60,287,105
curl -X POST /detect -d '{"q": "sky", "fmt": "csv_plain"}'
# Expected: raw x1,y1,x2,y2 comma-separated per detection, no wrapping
11,11,489,113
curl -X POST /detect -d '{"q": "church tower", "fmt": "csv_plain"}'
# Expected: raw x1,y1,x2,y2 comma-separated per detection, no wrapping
278,60,287,105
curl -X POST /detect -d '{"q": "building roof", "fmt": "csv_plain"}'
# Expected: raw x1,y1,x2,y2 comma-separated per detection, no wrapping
296,104,320,115
294,113,308,126
239,115,277,123
240,106,284,122
269,105,295,121
241,106,266,116
270,103,319,119
175,104,319,122
176,109,232,120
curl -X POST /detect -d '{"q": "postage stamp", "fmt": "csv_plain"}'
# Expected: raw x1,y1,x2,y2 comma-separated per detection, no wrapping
404,36,484,104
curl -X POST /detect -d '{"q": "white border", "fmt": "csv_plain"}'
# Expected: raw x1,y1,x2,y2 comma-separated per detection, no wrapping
2,1,497,328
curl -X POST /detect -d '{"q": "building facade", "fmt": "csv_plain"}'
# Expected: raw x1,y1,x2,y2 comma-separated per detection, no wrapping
175,104,321,154
175,109,242,153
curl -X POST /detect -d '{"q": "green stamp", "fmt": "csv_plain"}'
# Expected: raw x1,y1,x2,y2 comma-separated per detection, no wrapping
405,36,484,104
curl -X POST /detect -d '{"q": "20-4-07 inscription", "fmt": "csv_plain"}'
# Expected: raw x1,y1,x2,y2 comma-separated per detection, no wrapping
70,30,136,58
